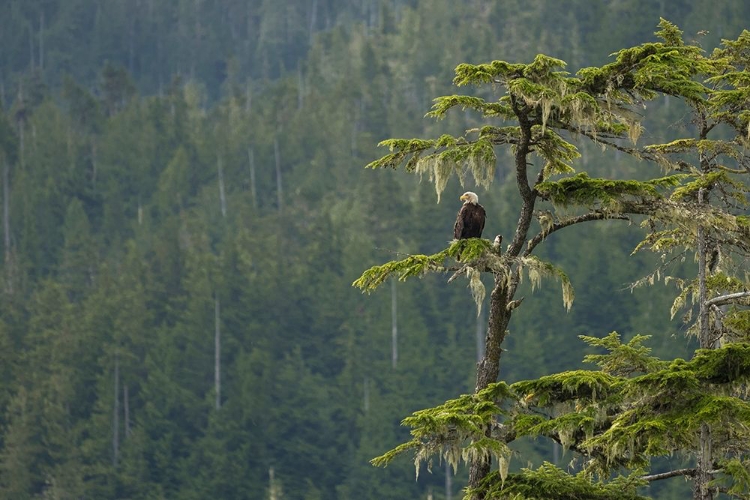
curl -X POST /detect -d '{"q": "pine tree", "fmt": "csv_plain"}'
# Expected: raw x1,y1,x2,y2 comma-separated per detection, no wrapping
624,24,750,500
355,20,750,499
0,104,17,292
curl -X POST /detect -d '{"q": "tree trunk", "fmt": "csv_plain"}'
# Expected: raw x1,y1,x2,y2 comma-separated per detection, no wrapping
124,383,131,438
474,277,512,391
214,293,221,410
191,0,201,79
445,461,453,500
695,423,713,500
308,0,318,44
697,189,710,350
391,278,398,369
268,467,281,500
128,2,136,75
28,22,35,69
694,189,714,500
297,62,304,110
3,159,11,294
274,137,283,213
469,275,513,491
474,100,533,392
475,299,485,362
113,350,119,467
694,122,716,499
245,81,252,112
91,143,97,189
248,147,258,209
38,11,44,71
363,376,370,412
469,100,535,497
217,155,227,217
17,80,25,169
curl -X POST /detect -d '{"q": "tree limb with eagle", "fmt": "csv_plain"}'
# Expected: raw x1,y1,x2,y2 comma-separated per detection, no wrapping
354,20,750,500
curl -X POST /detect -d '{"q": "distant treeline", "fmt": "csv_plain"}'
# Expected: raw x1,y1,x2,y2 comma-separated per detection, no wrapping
0,1,746,498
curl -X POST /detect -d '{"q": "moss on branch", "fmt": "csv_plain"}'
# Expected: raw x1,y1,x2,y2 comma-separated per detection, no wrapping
520,256,575,311
536,172,685,208
370,382,515,478
512,370,620,406
471,463,648,500
352,239,493,293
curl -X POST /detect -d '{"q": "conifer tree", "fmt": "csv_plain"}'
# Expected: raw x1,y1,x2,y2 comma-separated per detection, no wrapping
0,105,17,292
355,20,750,499
625,25,750,500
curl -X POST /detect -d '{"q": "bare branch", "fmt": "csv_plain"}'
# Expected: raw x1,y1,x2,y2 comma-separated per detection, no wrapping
566,126,646,157
641,468,696,482
448,265,470,283
706,291,750,307
524,212,630,256
715,165,747,175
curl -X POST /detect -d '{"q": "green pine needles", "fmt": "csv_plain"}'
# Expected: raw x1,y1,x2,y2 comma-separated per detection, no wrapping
373,335,750,496
356,17,750,500
371,382,514,479
536,173,686,209
353,241,577,314
471,463,648,500
352,238,494,291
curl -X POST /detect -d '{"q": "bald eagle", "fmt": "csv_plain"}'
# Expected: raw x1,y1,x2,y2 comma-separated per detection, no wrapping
454,191,486,240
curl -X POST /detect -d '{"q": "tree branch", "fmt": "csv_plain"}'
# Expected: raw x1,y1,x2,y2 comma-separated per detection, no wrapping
641,468,724,483
523,212,630,256
505,95,537,258
706,291,750,307
641,468,697,482
565,125,646,157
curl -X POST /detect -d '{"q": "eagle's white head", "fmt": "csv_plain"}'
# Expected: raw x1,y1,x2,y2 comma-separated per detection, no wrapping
460,191,479,205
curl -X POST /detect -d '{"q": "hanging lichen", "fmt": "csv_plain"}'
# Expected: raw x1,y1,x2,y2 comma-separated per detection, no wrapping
467,267,485,317
521,256,575,311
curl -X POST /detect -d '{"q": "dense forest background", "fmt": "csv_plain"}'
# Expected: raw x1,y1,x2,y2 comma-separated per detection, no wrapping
0,1,748,498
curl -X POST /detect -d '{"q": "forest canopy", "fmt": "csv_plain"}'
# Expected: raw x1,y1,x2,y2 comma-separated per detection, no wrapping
0,2,749,499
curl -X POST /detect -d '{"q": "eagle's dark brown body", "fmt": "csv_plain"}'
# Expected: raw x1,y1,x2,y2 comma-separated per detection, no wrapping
454,199,486,239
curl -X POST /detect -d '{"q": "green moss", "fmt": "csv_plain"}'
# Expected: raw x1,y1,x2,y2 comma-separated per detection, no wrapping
473,463,648,500
353,253,445,292
691,343,750,384
628,358,699,394
426,95,514,120
452,60,525,87
671,170,744,201
715,458,750,497
521,256,575,310
512,370,619,405
654,18,685,46
536,172,684,208
725,311,750,341
370,382,515,475
581,332,666,375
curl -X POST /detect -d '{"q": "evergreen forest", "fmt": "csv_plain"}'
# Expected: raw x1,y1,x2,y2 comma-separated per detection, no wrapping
0,1,749,499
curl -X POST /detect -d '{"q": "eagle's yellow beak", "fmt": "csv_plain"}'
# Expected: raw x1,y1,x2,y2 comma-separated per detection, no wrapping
459,194,467,201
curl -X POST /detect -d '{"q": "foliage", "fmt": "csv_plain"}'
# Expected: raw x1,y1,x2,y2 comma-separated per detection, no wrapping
376,336,750,497
353,238,495,291
472,463,648,500
371,382,514,480
360,15,750,500
536,173,685,209
0,3,749,500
